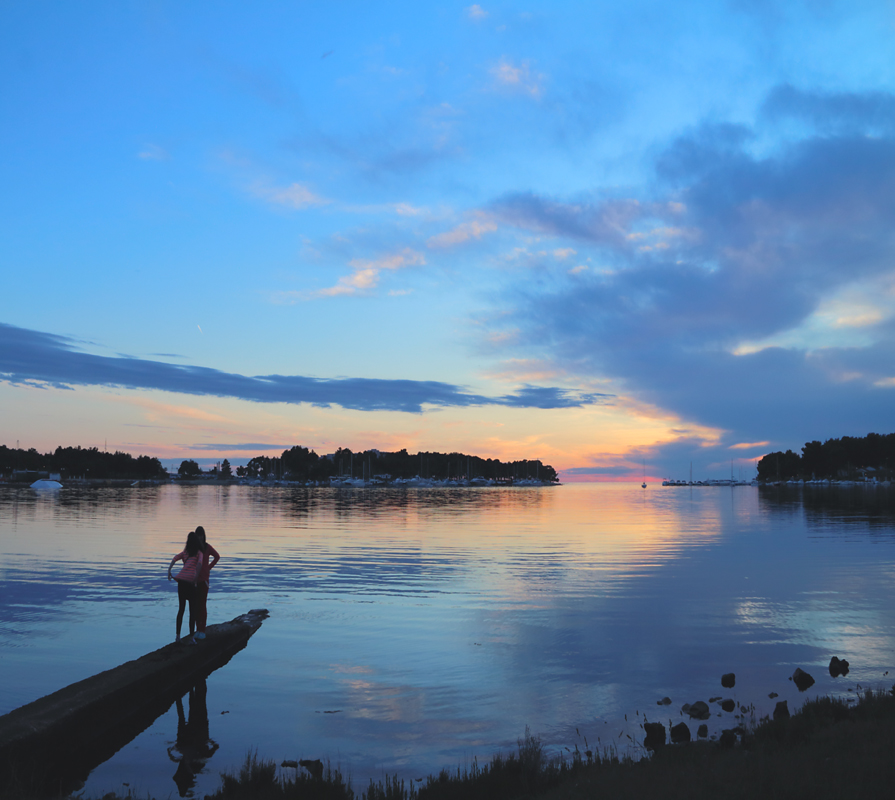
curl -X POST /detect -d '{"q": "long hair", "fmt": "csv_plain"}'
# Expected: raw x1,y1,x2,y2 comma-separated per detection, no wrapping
195,525,207,552
185,530,200,557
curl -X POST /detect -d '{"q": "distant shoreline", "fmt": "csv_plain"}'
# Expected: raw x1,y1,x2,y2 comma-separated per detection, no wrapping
0,478,561,489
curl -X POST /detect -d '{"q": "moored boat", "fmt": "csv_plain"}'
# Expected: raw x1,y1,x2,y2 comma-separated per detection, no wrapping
30,479,62,490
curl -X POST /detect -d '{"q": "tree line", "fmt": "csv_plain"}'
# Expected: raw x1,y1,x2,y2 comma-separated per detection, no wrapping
0,443,558,483
757,432,895,482
180,445,558,484
0,445,167,480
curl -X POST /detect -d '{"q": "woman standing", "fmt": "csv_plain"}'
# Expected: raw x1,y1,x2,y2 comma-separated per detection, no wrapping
168,530,204,643
192,525,220,641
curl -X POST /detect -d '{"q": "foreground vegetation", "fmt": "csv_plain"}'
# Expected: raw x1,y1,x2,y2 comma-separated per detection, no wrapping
19,687,883,800
206,688,895,800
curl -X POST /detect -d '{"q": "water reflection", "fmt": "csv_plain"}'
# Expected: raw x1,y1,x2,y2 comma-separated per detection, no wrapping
168,679,219,797
759,484,895,535
3,484,895,799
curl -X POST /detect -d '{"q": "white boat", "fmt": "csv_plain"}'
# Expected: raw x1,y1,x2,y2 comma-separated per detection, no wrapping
31,479,63,491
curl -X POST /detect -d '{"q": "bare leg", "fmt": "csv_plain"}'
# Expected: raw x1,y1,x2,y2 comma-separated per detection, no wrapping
176,581,190,639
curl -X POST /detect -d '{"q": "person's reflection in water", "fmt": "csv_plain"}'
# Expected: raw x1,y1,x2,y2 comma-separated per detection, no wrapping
167,678,219,797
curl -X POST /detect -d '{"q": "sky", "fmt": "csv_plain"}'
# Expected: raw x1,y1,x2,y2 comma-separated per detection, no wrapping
2,1,895,480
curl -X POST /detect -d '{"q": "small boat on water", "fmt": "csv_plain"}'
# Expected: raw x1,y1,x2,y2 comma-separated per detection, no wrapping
30,479,62,490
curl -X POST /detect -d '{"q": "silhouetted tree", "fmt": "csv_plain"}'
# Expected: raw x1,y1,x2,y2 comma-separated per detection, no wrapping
178,460,201,478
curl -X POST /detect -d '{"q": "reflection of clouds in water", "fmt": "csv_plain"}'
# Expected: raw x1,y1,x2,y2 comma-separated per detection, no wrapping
322,674,496,763
4,484,895,793
734,597,888,653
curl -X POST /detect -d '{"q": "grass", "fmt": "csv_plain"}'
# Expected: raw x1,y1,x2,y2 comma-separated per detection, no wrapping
4,689,895,800
204,689,895,800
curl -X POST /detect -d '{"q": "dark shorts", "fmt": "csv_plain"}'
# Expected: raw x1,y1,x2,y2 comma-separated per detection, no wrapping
177,580,196,601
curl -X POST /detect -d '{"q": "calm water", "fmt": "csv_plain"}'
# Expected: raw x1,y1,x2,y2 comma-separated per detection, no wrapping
2,483,895,797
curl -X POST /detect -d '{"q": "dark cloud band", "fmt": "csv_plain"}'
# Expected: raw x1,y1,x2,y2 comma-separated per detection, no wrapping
0,322,612,413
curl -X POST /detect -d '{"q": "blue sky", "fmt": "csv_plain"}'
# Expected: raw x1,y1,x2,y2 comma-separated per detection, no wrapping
2,1,894,478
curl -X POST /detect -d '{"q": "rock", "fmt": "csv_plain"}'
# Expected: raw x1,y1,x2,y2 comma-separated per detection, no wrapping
720,699,736,713
773,700,789,720
657,696,672,706
829,657,850,678
721,673,736,688
791,668,815,692
685,700,711,720
299,759,323,779
709,696,721,703
697,724,708,738
768,692,778,699
670,722,691,744
281,760,299,769
643,722,666,750
719,729,737,748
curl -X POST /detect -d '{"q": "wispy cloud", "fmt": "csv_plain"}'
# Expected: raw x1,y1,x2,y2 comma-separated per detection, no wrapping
483,358,565,383
490,58,544,98
0,322,612,413
492,194,645,245
313,248,427,298
191,442,294,451
467,4,488,20
427,219,497,248
137,144,169,161
251,181,330,209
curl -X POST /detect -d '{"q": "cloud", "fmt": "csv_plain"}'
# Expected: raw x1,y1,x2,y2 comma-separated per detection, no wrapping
191,443,294,451
394,203,426,216
762,84,895,135
467,4,488,20
492,194,645,245
137,144,169,161
729,441,770,451
315,248,427,298
484,358,564,383
0,322,611,414
427,219,498,248
251,181,329,209
485,85,895,460
490,58,544,98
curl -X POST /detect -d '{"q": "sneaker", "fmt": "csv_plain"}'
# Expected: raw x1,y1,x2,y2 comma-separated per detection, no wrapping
195,632,206,640
175,634,181,642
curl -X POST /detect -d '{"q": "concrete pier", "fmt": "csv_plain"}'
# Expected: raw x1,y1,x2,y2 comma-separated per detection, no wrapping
0,609,268,796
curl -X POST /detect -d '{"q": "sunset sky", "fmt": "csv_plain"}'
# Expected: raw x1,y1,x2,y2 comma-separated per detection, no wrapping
2,1,894,479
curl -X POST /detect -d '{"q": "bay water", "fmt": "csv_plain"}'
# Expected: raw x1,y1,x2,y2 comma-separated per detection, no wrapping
2,483,894,798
